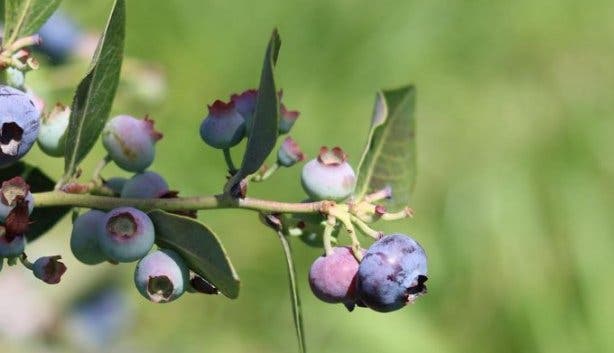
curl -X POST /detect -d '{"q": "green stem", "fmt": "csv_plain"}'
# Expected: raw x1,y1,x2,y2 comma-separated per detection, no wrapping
92,155,112,181
252,162,279,182
223,148,238,174
275,230,307,353
32,191,330,214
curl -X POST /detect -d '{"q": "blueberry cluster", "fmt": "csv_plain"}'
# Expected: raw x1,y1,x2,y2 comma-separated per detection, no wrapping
70,207,194,303
309,234,428,313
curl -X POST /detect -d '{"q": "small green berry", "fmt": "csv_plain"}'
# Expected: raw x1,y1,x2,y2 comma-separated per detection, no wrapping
37,103,70,157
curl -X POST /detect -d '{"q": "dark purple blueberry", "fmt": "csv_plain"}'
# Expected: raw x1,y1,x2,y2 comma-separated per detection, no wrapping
356,234,428,312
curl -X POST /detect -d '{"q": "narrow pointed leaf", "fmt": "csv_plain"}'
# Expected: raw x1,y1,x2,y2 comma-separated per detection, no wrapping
276,231,307,353
225,30,281,195
148,210,240,299
0,162,70,242
355,86,417,208
63,0,125,182
3,0,62,45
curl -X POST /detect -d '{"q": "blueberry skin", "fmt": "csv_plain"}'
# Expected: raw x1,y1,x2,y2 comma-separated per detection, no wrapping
134,249,190,303
301,159,356,201
309,247,360,306
0,85,41,167
102,115,161,172
97,207,155,263
36,11,81,64
0,234,26,258
0,191,34,222
120,171,169,199
70,210,108,265
356,234,428,313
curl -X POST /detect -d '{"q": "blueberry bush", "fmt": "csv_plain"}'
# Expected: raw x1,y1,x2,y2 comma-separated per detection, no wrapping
0,1,424,351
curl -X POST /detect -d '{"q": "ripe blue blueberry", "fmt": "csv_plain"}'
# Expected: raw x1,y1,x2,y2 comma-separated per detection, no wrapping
134,249,190,303
120,171,169,199
36,11,81,64
278,104,299,135
355,234,428,313
199,100,245,149
301,146,356,201
0,230,25,258
32,255,67,284
0,176,34,222
277,136,305,167
37,103,70,157
309,246,361,310
102,115,163,172
0,85,41,167
70,210,108,265
97,207,155,263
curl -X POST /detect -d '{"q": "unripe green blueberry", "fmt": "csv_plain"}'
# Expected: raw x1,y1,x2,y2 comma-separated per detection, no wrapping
0,231,25,258
6,67,25,89
102,115,162,172
120,171,169,199
0,176,34,222
0,85,41,167
97,207,155,263
277,136,304,167
37,103,70,157
32,255,67,284
301,147,356,201
199,100,246,149
278,104,299,135
134,249,190,303
70,210,107,265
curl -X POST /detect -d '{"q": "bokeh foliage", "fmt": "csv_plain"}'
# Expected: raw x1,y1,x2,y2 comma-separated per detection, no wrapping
3,0,614,352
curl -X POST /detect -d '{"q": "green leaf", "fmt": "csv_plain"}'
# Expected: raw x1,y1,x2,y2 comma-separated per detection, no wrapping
62,0,125,182
3,0,62,45
0,162,71,242
225,29,281,195
276,230,307,353
148,210,240,299
355,86,417,208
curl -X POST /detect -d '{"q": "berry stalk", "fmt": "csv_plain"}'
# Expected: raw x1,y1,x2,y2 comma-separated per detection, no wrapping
32,191,331,214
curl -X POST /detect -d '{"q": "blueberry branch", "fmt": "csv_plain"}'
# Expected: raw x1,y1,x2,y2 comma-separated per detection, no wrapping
32,191,332,214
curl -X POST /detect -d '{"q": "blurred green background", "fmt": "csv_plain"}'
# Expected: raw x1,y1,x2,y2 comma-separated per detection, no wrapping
2,0,614,352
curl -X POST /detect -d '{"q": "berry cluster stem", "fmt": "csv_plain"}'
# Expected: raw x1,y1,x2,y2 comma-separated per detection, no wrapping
32,191,331,215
